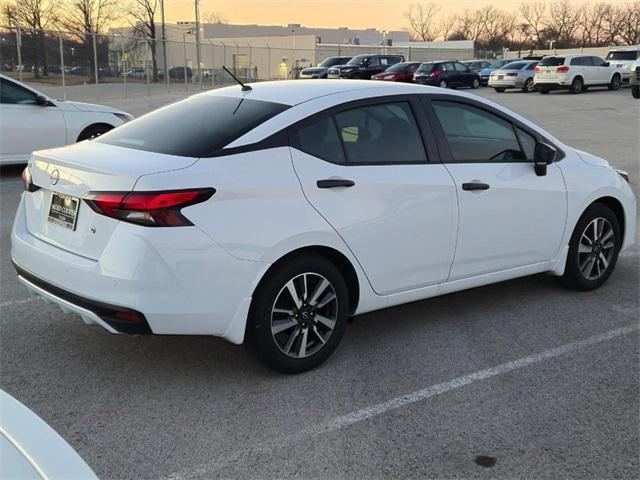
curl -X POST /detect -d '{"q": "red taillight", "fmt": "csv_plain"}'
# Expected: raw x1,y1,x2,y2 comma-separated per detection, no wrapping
556,66,569,73
84,188,215,227
21,166,40,193
534,66,541,73
429,70,441,78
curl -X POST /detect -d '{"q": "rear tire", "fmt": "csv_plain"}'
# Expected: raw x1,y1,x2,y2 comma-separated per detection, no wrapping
607,74,621,91
539,87,550,94
249,254,350,373
471,78,480,89
438,80,448,89
562,203,622,291
570,76,583,94
494,87,506,93
523,78,534,93
633,86,640,99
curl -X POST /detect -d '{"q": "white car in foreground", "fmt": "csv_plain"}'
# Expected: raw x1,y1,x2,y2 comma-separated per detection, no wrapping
0,74,132,165
1,390,98,479
11,80,636,373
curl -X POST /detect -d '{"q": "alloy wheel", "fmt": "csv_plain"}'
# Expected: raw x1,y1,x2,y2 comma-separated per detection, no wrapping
270,272,338,359
578,217,615,280
439,80,447,88
525,78,534,92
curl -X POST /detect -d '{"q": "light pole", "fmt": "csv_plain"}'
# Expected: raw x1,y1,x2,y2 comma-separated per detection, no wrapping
548,40,555,52
194,0,202,83
291,28,296,79
15,0,23,81
160,0,168,87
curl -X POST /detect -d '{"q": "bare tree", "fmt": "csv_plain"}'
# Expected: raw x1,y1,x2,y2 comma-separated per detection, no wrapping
440,14,457,41
404,2,441,41
59,0,118,80
480,6,518,50
202,10,227,24
546,0,583,47
519,2,547,48
126,0,159,81
2,0,57,77
454,8,486,46
613,1,640,45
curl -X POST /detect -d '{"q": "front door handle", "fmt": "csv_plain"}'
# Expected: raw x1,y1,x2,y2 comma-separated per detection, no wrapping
317,179,355,189
462,181,490,191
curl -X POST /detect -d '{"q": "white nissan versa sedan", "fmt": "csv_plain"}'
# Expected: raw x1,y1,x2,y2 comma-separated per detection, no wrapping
0,74,133,165
11,80,636,373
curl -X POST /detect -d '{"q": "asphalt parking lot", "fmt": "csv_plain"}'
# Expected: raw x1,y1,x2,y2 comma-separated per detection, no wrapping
1,85,638,479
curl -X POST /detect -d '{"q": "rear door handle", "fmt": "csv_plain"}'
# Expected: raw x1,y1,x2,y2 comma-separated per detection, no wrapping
317,179,355,189
462,181,490,191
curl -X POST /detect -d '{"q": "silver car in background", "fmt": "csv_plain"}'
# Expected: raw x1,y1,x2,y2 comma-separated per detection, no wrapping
488,60,539,93
606,46,640,83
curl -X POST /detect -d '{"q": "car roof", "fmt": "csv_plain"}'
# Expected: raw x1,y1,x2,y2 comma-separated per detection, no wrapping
206,79,427,106
608,46,640,51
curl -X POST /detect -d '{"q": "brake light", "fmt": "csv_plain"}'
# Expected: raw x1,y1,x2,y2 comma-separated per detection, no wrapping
84,188,215,227
21,166,40,192
534,66,541,73
556,66,569,73
429,70,441,77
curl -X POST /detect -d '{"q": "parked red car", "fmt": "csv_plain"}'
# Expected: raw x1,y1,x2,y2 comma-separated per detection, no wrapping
371,62,422,82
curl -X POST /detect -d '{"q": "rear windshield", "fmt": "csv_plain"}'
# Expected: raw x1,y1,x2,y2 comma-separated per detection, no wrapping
540,57,565,66
416,63,435,73
606,51,639,61
96,95,289,157
502,62,526,70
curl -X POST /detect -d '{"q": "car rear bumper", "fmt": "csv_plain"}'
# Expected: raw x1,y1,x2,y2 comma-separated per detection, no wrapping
11,195,266,343
488,79,521,88
414,78,440,86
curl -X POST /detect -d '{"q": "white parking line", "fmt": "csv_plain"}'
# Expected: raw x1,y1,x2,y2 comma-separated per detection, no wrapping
166,323,638,480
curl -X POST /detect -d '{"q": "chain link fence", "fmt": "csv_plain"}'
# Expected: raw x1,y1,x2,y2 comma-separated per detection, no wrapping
1,26,474,103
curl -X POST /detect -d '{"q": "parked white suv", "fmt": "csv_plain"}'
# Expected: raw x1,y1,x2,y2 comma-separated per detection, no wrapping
534,54,622,94
606,46,640,83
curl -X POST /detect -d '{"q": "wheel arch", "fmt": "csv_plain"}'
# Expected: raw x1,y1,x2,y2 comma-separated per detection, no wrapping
252,245,361,317
76,122,114,142
590,196,626,241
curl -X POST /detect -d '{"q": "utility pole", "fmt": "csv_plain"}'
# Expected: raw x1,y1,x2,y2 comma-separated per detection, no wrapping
194,0,202,83
160,0,168,87
15,0,23,81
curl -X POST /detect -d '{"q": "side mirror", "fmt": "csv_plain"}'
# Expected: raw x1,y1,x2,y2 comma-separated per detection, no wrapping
533,142,557,177
604,61,610,67
35,94,50,106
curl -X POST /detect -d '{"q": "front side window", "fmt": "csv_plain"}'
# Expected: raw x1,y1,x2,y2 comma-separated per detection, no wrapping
347,56,370,66
96,95,289,157
454,62,467,72
591,56,607,66
0,78,38,105
432,101,524,163
333,102,426,164
516,127,536,161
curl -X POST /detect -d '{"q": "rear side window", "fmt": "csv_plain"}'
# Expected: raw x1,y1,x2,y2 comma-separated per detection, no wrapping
96,95,289,157
333,102,426,164
571,57,593,66
541,57,565,66
454,63,467,72
417,63,435,73
297,102,427,165
298,117,345,163
432,101,524,163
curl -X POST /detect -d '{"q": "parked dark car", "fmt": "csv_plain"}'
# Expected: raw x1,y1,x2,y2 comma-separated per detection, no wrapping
631,66,639,99
371,62,421,82
461,60,492,74
327,54,405,79
414,61,481,89
168,66,193,80
68,66,89,76
299,56,352,79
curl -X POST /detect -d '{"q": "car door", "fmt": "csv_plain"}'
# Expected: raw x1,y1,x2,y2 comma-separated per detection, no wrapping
289,96,458,295
454,62,473,86
574,56,595,84
424,96,567,280
0,77,66,164
441,62,456,85
591,56,610,83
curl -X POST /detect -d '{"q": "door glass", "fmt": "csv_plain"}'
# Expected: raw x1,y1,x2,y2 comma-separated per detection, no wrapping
297,116,345,163
432,101,524,162
333,102,426,164
0,78,38,105
454,63,467,72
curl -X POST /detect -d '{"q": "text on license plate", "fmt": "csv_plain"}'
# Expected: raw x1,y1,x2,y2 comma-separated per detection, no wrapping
48,193,79,230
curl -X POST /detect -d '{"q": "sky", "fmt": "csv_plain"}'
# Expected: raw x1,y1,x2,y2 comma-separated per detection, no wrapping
164,0,531,32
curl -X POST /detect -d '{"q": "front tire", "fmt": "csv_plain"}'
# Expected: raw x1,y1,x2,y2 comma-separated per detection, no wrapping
562,203,622,291
523,78,534,93
77,124,113,141
494,87,506,93
249,255,350,373
471,78,480,89
633,85,640,99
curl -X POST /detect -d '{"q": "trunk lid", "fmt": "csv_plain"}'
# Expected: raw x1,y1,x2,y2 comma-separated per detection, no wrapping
25,141,197,260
